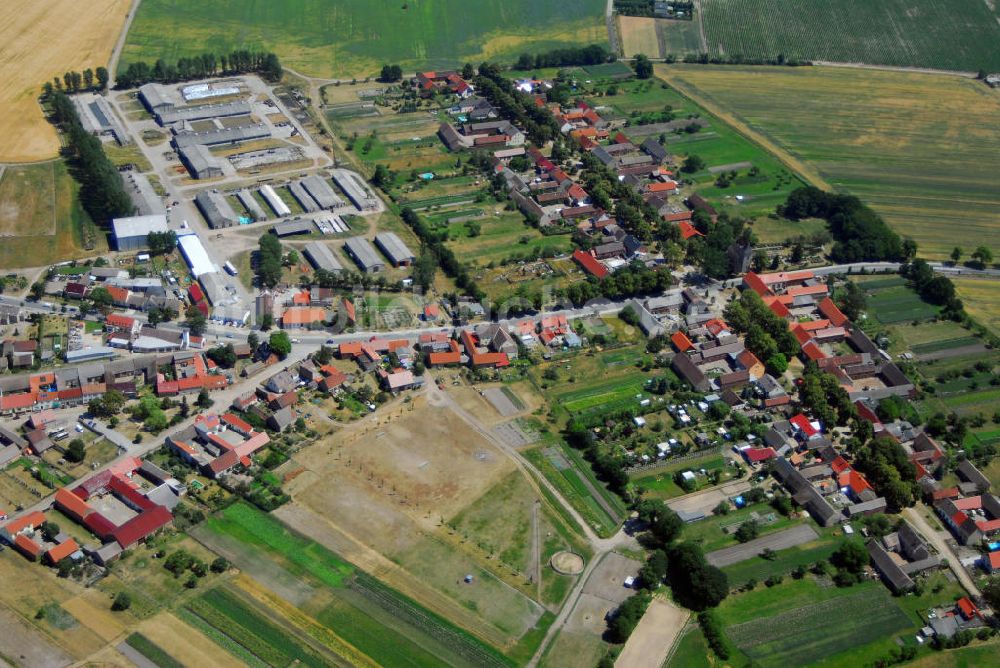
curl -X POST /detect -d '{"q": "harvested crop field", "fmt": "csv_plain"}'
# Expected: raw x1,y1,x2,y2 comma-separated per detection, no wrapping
662,65,1000,259
614,598,688,668
953,278,1000,337
0,0,130,162
122,0,607,79
618,16,660,58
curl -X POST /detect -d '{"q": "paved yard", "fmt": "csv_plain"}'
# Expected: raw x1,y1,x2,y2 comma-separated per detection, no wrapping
706,523,819,567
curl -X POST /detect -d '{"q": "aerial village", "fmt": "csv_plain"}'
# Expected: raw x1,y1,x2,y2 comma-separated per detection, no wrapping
1,44,999,668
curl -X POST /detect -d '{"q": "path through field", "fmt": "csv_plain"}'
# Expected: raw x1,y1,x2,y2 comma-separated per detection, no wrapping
654,65,832,190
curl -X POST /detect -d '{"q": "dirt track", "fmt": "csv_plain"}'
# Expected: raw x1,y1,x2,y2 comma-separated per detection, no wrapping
654,65,833,191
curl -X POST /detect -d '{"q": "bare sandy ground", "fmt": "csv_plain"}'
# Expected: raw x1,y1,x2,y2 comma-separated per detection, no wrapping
614,598,689,668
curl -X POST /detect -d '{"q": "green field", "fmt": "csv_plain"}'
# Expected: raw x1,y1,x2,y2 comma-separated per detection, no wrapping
663,65,1000,259
0,161,101,268
866,285,939,324
122,0,607,78
698,0,1000,71
196,502,509,667
631,453,731,500
525,444,624,538
718,580,912,667
124,634,184,668
184,589,331,668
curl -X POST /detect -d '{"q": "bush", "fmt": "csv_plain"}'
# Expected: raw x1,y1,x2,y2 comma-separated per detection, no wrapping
111,592,131,611
697,610,730,660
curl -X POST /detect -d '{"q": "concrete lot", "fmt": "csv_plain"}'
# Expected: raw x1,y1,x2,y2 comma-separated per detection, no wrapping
706,523,819,567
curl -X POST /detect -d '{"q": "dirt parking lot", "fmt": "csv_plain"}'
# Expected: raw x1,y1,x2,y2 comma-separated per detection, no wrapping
614,598,689,668
706,523,819,567
667,479,752,519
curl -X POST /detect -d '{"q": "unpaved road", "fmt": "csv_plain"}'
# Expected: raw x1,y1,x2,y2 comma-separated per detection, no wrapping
904,506,981,597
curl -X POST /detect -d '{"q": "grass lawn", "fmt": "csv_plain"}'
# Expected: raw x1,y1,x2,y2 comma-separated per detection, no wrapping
0,161,102,268
631,453,733,500
666,626,712,668
721,538,839,585
953,278,1000,338
661,65,1000,259
122,0,607,79
682,505,801,553
866,285,938,324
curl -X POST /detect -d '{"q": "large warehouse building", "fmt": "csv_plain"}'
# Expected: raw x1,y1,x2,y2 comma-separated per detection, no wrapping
303,241,344,273
179,144,224,180
375,232,416,267
112,214,169,251
344,237,385,274
195,190,239,229
177,233,217,277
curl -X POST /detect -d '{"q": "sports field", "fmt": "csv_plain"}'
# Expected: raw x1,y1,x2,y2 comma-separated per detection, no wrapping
662,65,1000,259
699,0,1000,72
0,161,102,268
0,0,130,162
121,0,607,79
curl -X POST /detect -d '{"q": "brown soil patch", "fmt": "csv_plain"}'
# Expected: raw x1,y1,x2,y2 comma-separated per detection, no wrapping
0,0,131,162
136,611,247,668
550,551,585,575
614,598,689,668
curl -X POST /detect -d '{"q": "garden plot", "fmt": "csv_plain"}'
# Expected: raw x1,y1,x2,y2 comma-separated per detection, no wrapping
725,587,911,667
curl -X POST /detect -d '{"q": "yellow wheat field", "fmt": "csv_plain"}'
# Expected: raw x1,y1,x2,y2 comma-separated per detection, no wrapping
0,0,130,162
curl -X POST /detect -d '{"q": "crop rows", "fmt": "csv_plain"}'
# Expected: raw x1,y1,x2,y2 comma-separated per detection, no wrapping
124,634,184,668
348,573,511,668
726,588,911,665
699,0,1000,71
186,590,329,668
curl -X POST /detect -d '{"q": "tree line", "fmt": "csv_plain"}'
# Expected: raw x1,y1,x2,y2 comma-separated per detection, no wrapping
47,90,132,224
779,186,914,263
116,50,282,88
401,207,485,301
901,259,964,320
42,67,109,96
514,44,612,71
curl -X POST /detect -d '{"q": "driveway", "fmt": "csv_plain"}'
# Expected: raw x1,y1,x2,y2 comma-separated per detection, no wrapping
903,506,981,597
